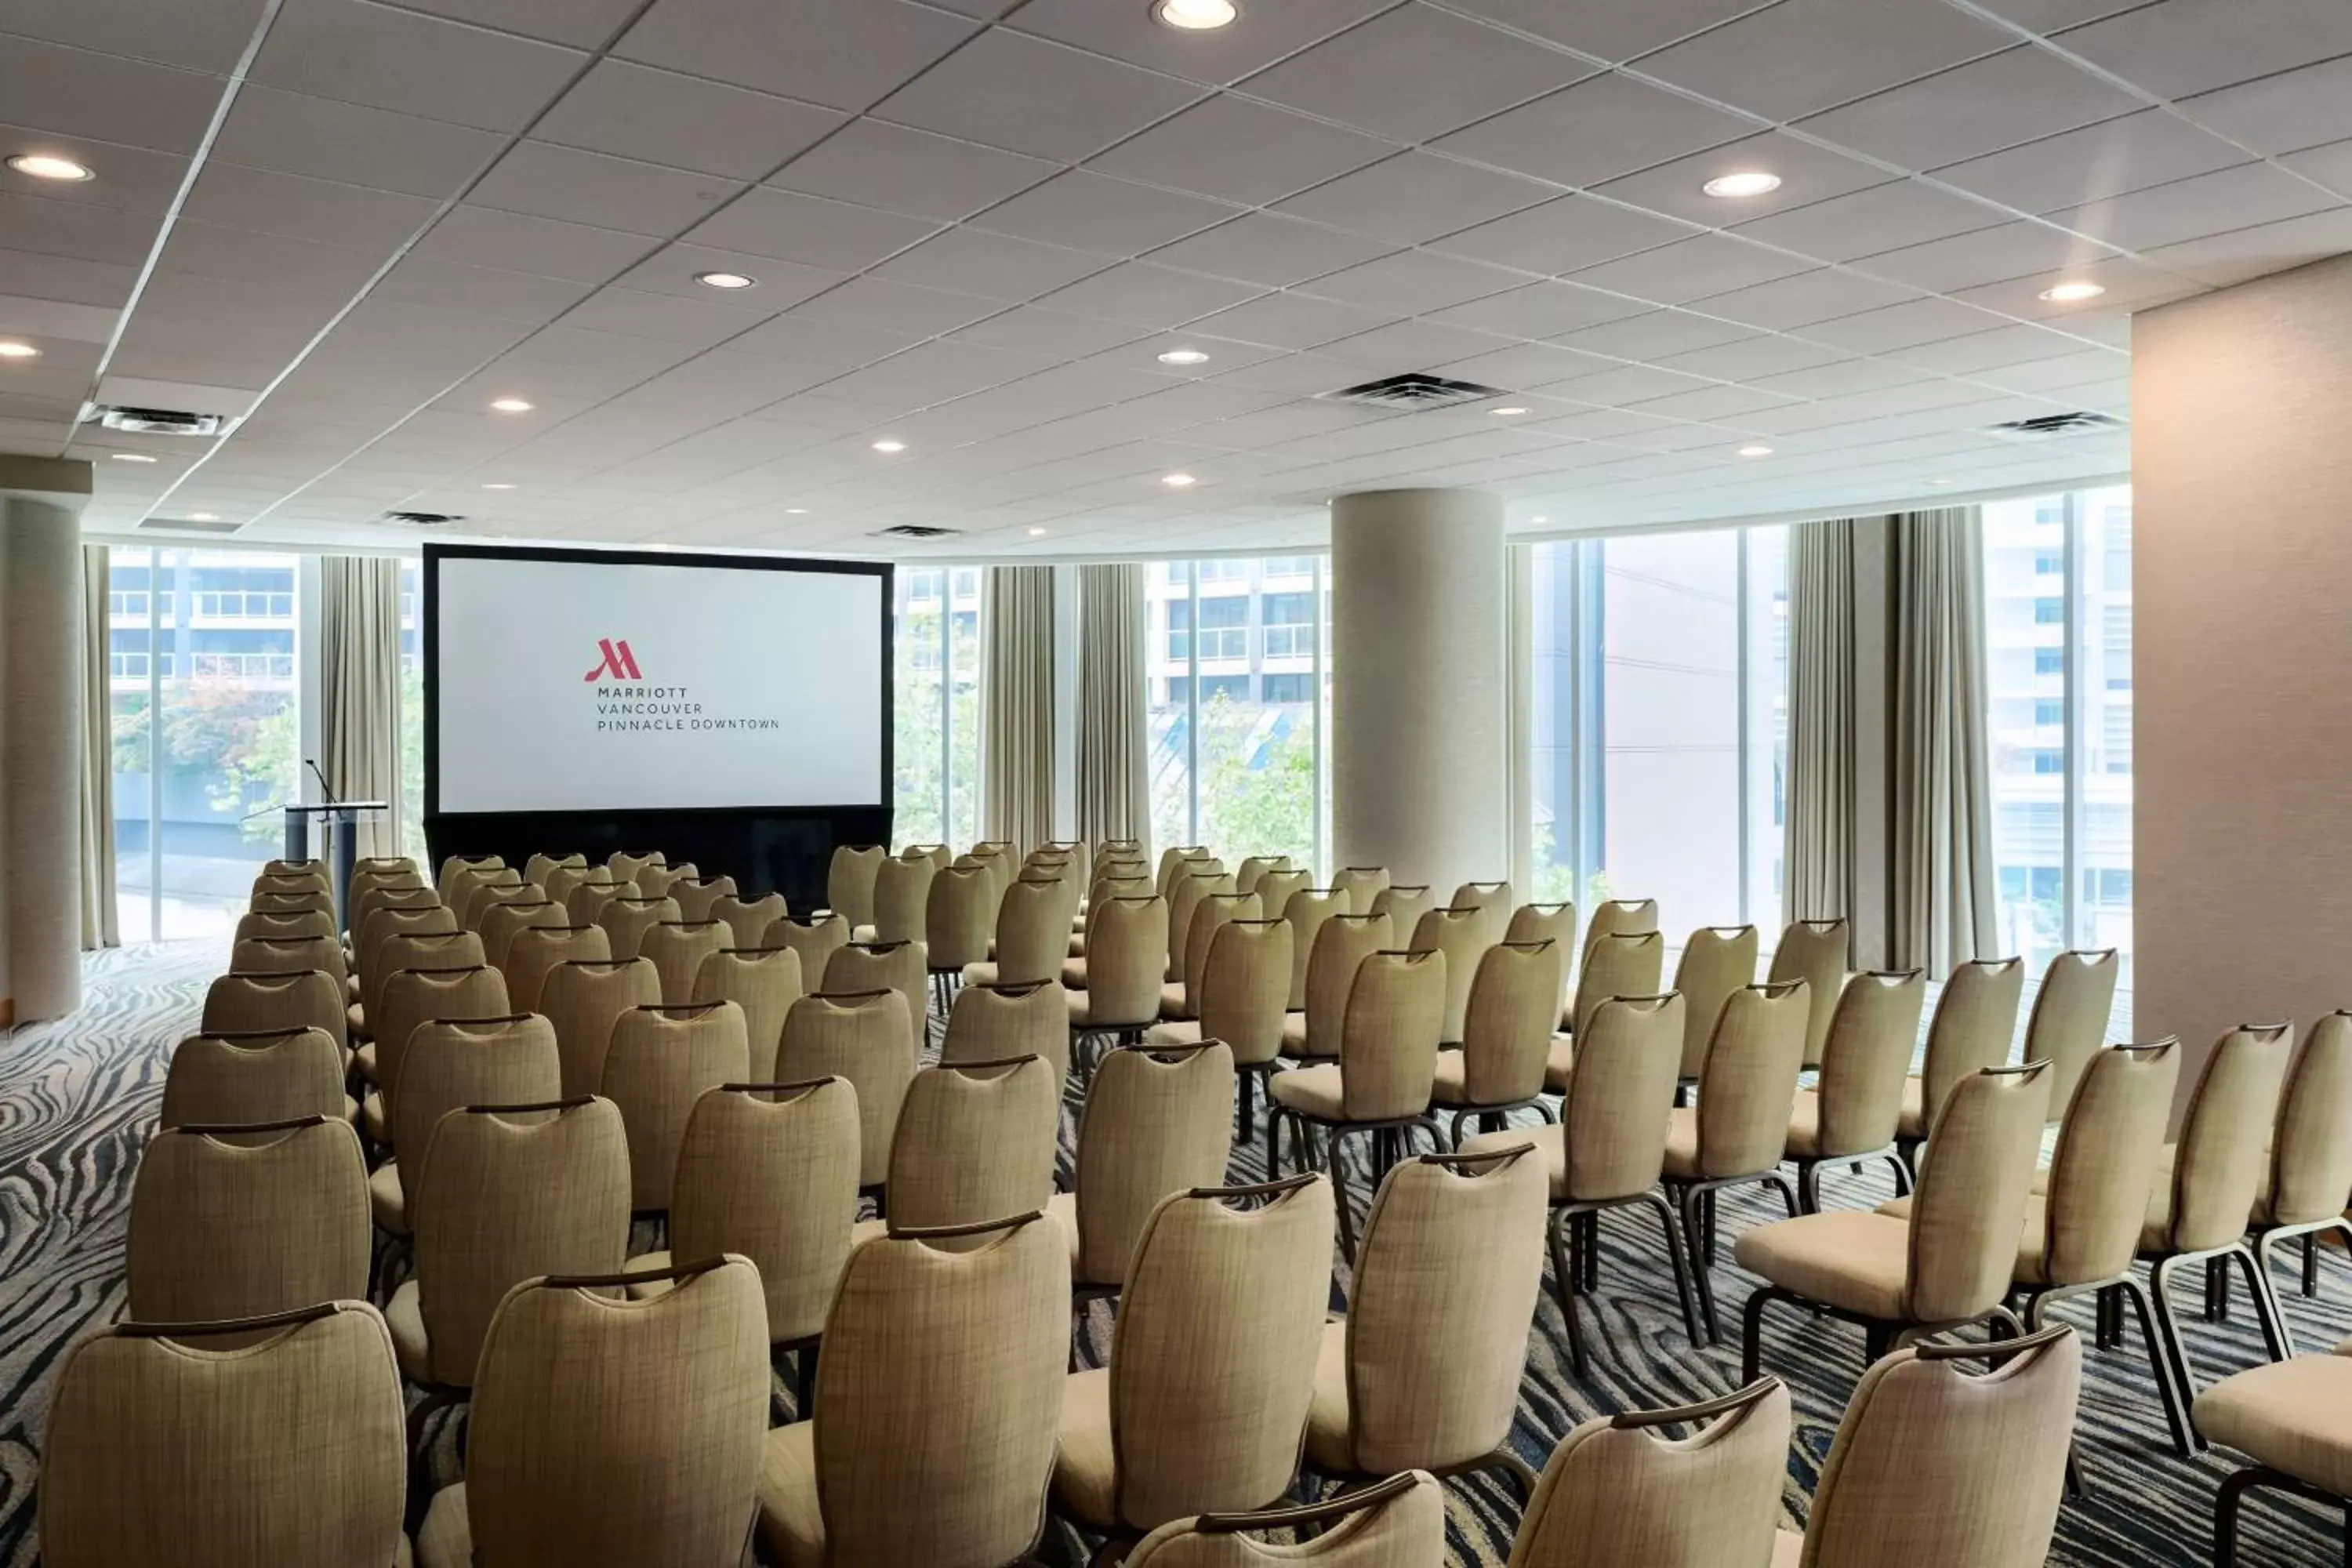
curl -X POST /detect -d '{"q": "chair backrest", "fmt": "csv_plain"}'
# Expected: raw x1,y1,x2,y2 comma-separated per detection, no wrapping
523,851,586,887
1331,866,1389,916
642,862,699,901
251,887,332,917
2022,949,2121,1116
1127,1470,1445,1568
1279,888,1347,1012
1811,970,1926,1160
127,1117,368,1329
1340,1146,1547,1474
468,879,542,939
968,841,1015,905
640,918,730,1006
670,874,739,923
994,873,1073,985
1919,957,2026,1126
1581,898,1659,965
1073,1044,1236,1287
201,968,347,1053
1184,892,1263,1014
1671,926,1759,1079
1693,982,1812,1180
1406,906,1486,1046
411,1098,632,1387
464,1258,768,1566
811,1214,1069,1566
1085,896,1174,1029
41,1303,405,1568
479,897,565,974
440,852,506,902
765,910,849,988
1560,994,1686,1203
373,963,510,1118
1234,855,1287,896
539,957,662,1098
358,901,459,1003
503,923,612,1014
1110,1176,1338,1530
869,853,938,946
1905,1063,2054,1322
1156,845,1210,899
1167,869,1240,984
1798,1329,2080,1568
603,1002,752,1211
902,841,952,869
456,868,526,932
1504,1377,1791,1568
1368,884,1433,941
1504,901,1576,951
1339,949,1446,1122
927,862,996,971
829,843,887,928
161,1027,346,1137
713,890,788,948
393,1013,561,1168
1457,940,1564,1105
262,857,332,887
886,1057,1062,1241
607,848,665,884
598,893,681,963
2271,1011,2352,1226
564,875,633,927
2040,1040,2181,1286
942,980,1070,1095
2168,1022,2296,1251
351,854,419,895
672,1079,860,1345
690,945,804,1082
1769,918,1850,1069
234,906,336,944
230,933,348,992
1448,880,1513,945
1196,919,1294,1069
778,989,915,1186
1252,868,1312,925
825,940,930,1061
1570,931,1665,1038
1301,913,1394,1059
543,862,601,910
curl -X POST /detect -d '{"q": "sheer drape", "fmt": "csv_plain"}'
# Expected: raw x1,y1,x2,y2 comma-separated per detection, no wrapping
78,543,118,949
1076,564,1147,851
320,556,402,859
982,566,1054,855
1889,506,1998,973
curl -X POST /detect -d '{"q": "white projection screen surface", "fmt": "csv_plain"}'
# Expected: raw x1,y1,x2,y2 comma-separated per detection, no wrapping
430,550,887,815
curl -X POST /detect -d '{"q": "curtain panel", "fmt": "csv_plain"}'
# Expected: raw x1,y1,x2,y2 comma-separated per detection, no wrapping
1783,518,1857,935
981,565,1055,855
78,542,118,949
1075,563,1148,851
320,556,403,861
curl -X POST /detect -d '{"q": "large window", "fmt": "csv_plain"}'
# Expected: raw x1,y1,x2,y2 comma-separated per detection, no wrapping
891,568,982,850
1984,485,2133,996
109,547,302,940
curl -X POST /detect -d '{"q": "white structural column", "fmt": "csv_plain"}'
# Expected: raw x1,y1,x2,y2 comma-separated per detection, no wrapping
1330,488,1509,897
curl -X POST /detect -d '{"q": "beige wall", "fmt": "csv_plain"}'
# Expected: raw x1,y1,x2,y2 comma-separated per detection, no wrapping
2134,252,2352,1107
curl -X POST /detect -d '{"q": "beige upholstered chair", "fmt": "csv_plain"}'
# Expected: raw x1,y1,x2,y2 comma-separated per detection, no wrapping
1504,901,1576,953
1306,1145,1548,1497
365,962,510,1146
1234,854,1287,896
564,874,633,927
607,848,665,884
757,1212,1069,1568
1269,949,1446,1259
715,889,788,948
1448,879,1513,946
230,932,349,994
1407,906,1488,1047
1282,912,1394,1064
944,978,1071,1100
970,840,1016,905
597,892,680,963
352,853,420,894
766,910,850,992
969,873,1075,990
539,956,659,1098
478,896,564,974
1072,871,1152,960
826,939,930,1062
1465,994,1698,1373
1252,867,1312,925
1896,956,2026,1165
419,1256,768,1567
624,1078,859,1406
861,852,936,946
249,890,333,923
501,922,610,1014
1156,844,1209,898
2253,1011,2352,1331
356,903,460,1020
454,868,525,932
778,989,915,1192
439,853,506,902
603,1000,752,1214
263,855,333,884
639,916,730,1005
1332,865,1389,915
1773,1326,2080,1568
1052,1175,1338,1550
1664,981,1813,1340
1784,970,1927,1211
1769,918,1850,1069
1555,931,1667,1085
640,861,699,902
235,906,336,944
41,1302,406,1568
128,1116,368,1333
543,862,600,911
1505,1377,1790,1568
670,873,738,923
2020,948,2121,1118
354,884,451,961
1737,1062,2054,1381
1280,887,1348,1014
926,862,996,1011
1165,866,1237,988
869,1057,1060,1246
1580,898,1659,964
829,843,887,930
1147,918,1290,1138
201,967,348,1054
162,1026,349,1136
1163,891,1261,1022
691,944,804,1082
372,1013,559,1239
2195,1335,2352,1565
1068,895,1172,1074
1369,884,1433,944
1432,939,1564,1138
1053,1042,1236,1305
901,841,953,869
1127,1469,1445,1567
1669,925,1759,1093
466,878,540,941
522,850,586,887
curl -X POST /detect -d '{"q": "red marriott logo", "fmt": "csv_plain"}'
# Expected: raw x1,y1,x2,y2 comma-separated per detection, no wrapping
583,638,643,681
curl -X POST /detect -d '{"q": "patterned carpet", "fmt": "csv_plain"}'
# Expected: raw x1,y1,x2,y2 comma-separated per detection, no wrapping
1,942,2344,1566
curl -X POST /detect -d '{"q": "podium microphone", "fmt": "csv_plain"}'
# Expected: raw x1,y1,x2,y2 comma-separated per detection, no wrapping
306,757,338,805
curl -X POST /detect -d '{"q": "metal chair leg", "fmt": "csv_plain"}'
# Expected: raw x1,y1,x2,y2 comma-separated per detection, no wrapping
2230,1243,2292,1363
1551,1208,1589,1379
1643,1190,1704,1347
2118,1275,2195,1458
1331,1131,1359,1264
2149,1254,2212,1453
1740,1285,1788,1384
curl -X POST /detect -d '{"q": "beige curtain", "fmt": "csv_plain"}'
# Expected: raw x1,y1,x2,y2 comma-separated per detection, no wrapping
1889,506,1998,972
1075,564,1147,851
78,542,118,949
981,566,1054,856
1783,519,1857,932
320,556,402,859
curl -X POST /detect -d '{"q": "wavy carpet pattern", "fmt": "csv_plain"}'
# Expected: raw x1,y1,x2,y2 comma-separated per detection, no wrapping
1,942,2343,1566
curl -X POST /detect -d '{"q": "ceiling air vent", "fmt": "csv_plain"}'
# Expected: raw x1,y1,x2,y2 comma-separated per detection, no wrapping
1321,372,1508,411
137,517,242,536
383,510,462,526
873,524,961,539
92,405,238,436
1987,411,2124,441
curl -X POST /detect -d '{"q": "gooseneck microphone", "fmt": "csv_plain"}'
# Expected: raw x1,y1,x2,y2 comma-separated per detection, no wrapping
306,757,338,805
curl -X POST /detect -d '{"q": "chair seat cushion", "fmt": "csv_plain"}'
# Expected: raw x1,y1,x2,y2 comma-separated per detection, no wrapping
1068,934,1086,958
1143,1020,1204,1048
1661,1107,1700,1180
852,924,878,943
354,1040,379,1083
1785,1090,1823,1159
1269,1063,1347,1120
622,1249,677,1301
1158,982,1190,1022
1047,1190,1082,1270
368,1160,407,1236
415,1482,469,1568
1280,1011,1312,1057
1052,1367,1119,1529
387,1279,430,1383
1069,989,1147,1030
343,1092,360,1127
1303,1318,1354,1474
1732,1210,1912,1321
1773,1528,1804,1567
2194,1348,2352,1497
961,961,1002,988
1062,957,1087,989
1429,1049,1471,1106
851,1216,886,1250
347,1002,367,1040
755,1419,826,1568
1896,1076,1927,1140
1881,1193,2058,1287
1462,1123,1566,1199
1543,1034,1573,1094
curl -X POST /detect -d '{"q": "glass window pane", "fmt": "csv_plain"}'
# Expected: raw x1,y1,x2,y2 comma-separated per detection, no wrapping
111,549,155,940
1148,561,1193,851
946,590,982,849
2076,484,2133,1007
1745,526,1791,932
1194,560,1315,869
1984,496,2068,973
1527,541,1581,904
893,572,946,847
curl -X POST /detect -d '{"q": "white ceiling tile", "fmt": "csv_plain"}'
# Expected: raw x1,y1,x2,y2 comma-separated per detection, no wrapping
1425,281,1652,338
785,276,1003,336
532,60,847,180
1965,2,2151,33
608,243,844,305
0,125,191,216
1945,253,2205,318
1009,0,1391,85
0,191,161,267
376,0,642,48
970,170,1241,257
1543,361,1721,406
1294,250,1525,314
868,227,1106,302
1142,214,1393,288
1432,73,1755,188
615,0,978,109
1880,322,2097,376
1593,131,1899,229
2134,204,2352,286
1272,152,1554,245
1428,194,1701,274
408,205,656,283
1849,221,2117,293
2176,56,2352,158
872,29,1203,162
183,161,441,250
2052,0,2352,100
1635,0,2013,121
147,224,373,306
946,306,1152,359
0,34,224,154
1204,350,1383,396
0,0,270,72
2281,139,2352,197
684,187,940,270
1798,295,2018,352
1695,266,1929,332
1087,95,1395,206
1183,291,1393,350
1242,3,1593,143
469,140,742,236
724,314,923,369
1549,309,1759,361
1316,317,1516,370
1563,234,1815,304
1744,357,1939,399
1427,340,1621,390
1931,110,2250,212
766,119,1055,222
1650,332,1855,381
1730,178,2015,263
1033,262,1265,326
251,0,586,133
1441,0,1778,64
209,86,504,200
1622,383,1799,423
2040,162,2342,252
561,285,772,347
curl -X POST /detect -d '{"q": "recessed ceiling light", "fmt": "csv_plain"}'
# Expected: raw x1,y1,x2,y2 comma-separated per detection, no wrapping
1927,477,1958,487
1490,405,1530,416
7,153,93,182
695,270,756,290
871,438,906,453
1161,473,1198,488
1737,444,1774,458
1026,526,1048,536
489,397,533,413
482,482,517,490
187,512,219,522
0,340,40,359
111,452,158,463
1530,514,1549,524
1152,0,1237,29
785,507,809,514
1157,348,1210,365
1703,171,1782,198
2038,281,2106,303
